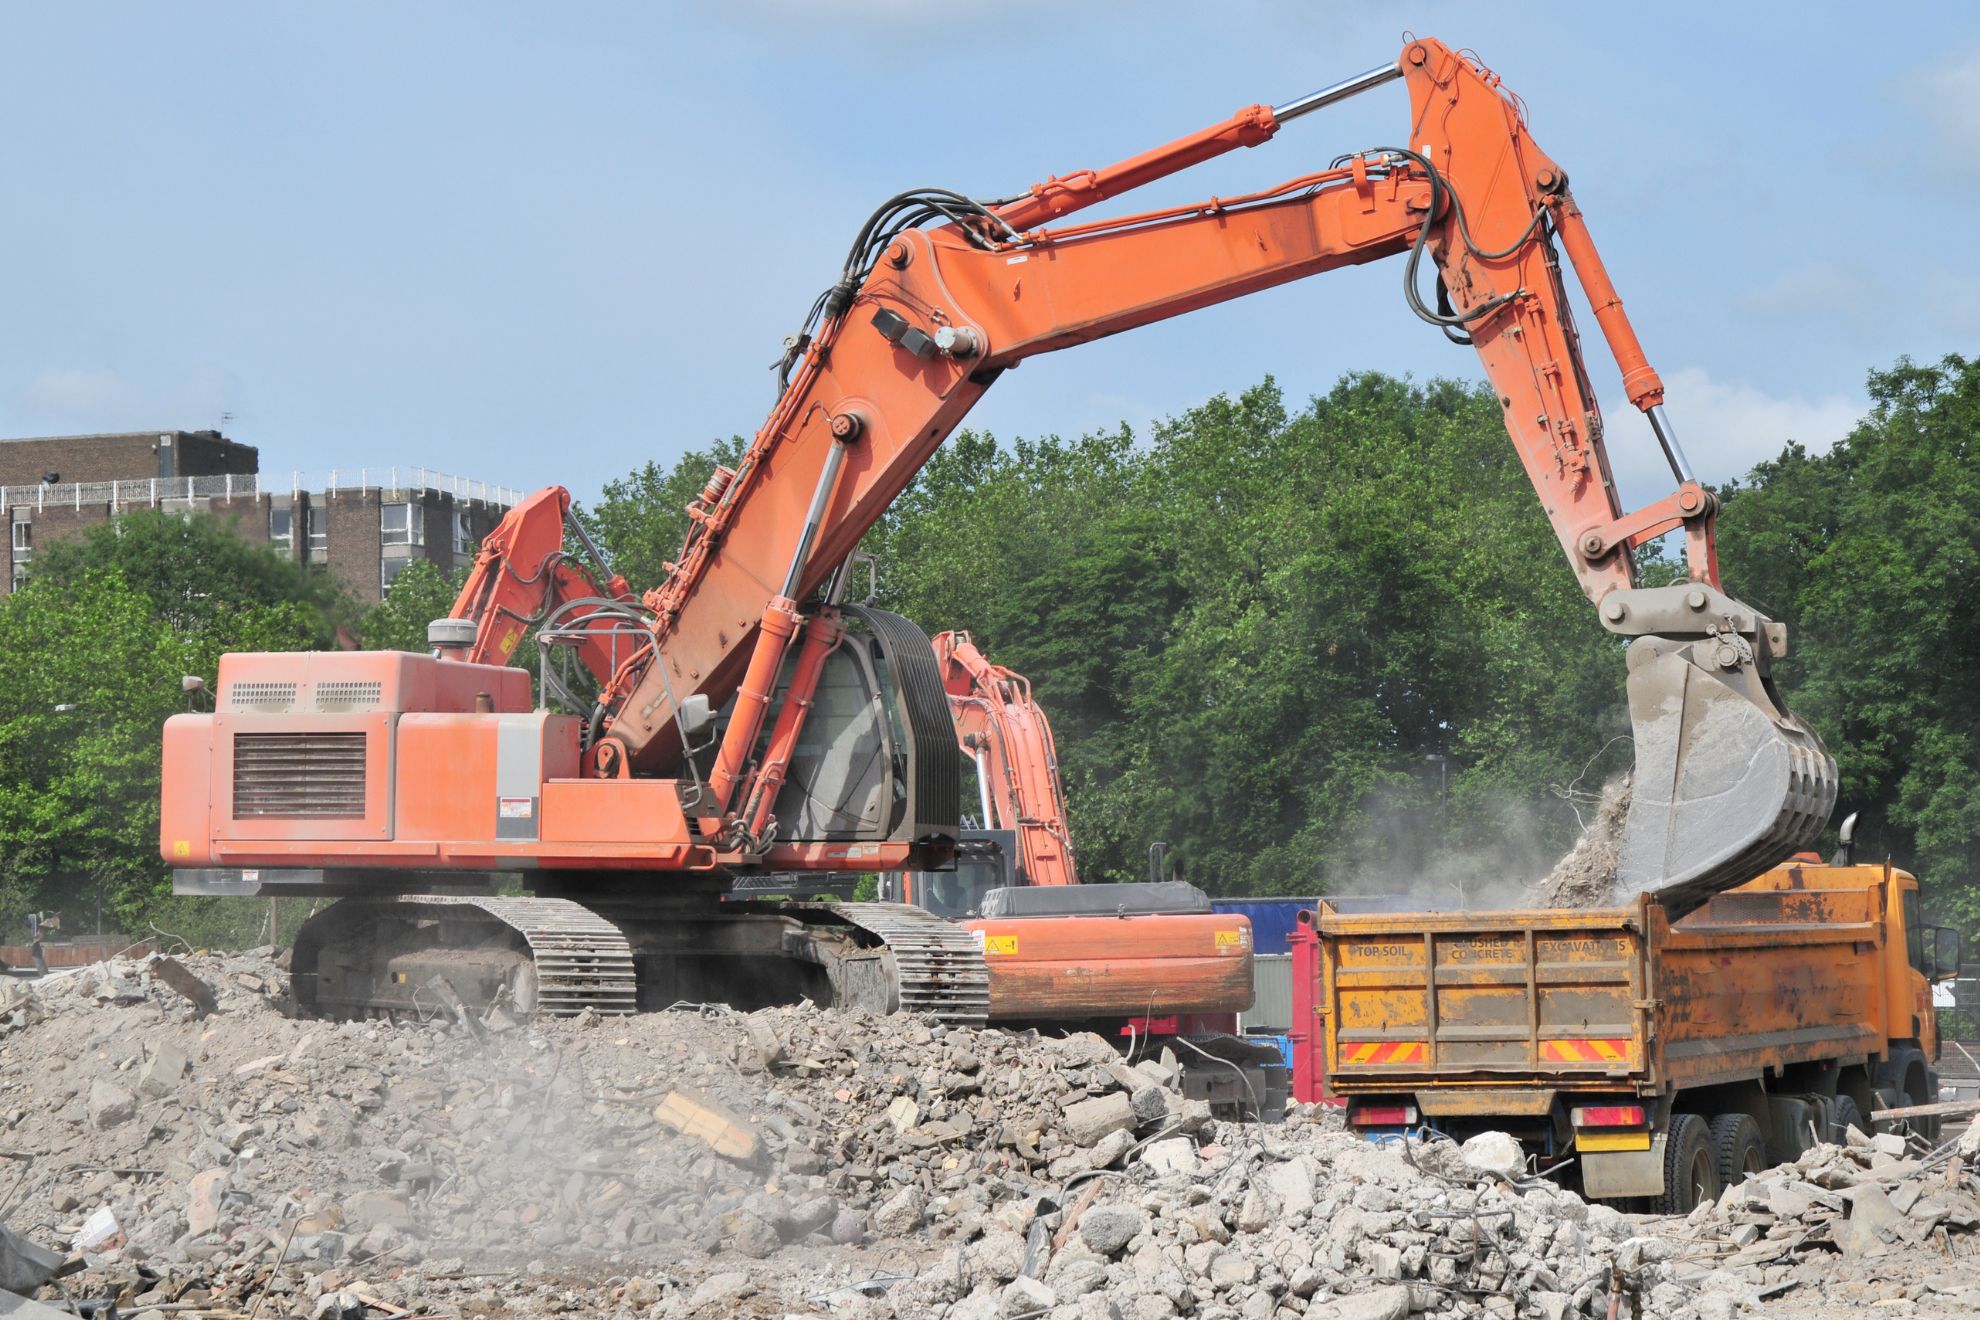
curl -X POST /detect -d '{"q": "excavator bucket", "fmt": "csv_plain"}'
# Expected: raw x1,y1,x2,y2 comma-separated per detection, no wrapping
1617,631,1837,917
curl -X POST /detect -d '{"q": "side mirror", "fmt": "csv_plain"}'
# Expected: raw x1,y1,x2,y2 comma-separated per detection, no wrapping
1932,926,1962,984
678,694,715,738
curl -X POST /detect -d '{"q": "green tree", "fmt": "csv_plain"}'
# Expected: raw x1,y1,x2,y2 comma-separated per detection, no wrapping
1718,353,1980,933
582,437,745,593
0,513,346,935
29,505,349,636
360,559,467,651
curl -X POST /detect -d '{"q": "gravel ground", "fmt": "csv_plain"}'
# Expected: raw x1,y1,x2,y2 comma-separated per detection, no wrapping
0,950,1975,1318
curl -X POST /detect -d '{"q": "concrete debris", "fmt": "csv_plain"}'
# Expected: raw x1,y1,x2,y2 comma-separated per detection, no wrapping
1460,1128,1527,1178
1529,774,1630,908
1062,1091,1136,1147
0,1289,76,1319
0,1226,62,1294
652,1089,761,1162
1673,1119,1980,1311
1076,1205,1144,1256
1,947,1977,1317
147,956,219,1016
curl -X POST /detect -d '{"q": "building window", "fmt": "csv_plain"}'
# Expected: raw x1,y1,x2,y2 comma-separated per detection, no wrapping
381,503,423,548
9,518,28,589
452,508,474,556
305,506,328,562
270,507,293,550
380,556,412,596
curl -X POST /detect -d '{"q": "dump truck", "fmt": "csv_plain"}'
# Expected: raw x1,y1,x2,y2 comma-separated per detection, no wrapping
1292,858,1962,1211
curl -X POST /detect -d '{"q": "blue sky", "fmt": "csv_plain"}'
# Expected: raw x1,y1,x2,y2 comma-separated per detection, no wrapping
1,3,1975,509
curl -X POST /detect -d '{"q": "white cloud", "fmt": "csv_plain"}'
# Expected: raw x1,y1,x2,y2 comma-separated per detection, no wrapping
1905,50,1980,173
21,366,139,422
1922,268,1980,339
1735,261,1883,325
1602,367,1862,507
15,365,238,435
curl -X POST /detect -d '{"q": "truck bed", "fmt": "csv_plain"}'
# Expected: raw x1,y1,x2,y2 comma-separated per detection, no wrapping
1315,874,1891,1097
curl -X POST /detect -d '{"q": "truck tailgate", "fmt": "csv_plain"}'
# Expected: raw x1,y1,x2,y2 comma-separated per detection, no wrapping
1318,905,1647,1084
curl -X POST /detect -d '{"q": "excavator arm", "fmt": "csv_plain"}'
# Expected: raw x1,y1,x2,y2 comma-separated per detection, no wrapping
579,39,1829,908
934,631,1077,889
438,485,638,694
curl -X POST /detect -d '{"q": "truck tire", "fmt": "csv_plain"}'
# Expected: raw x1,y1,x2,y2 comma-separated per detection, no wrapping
1654,1113,1720,1215
1876,1049,1939,1141
1831,1095,1864,1144
1765,1096,1811,1165
1709,1113,1766,1188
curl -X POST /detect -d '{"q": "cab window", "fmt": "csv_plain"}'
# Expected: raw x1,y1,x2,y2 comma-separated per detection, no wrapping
1903,889,1925,974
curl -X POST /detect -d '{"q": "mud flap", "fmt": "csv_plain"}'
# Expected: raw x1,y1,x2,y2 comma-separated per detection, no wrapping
1580,1130,1666,1200
1618,634,1835,916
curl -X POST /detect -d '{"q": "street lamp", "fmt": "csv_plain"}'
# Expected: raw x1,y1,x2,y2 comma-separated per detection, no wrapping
1424,753,1448,806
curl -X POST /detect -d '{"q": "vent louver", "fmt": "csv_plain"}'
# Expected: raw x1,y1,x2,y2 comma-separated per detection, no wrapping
225,681,298,712
232,733,367,818
314,681,383,712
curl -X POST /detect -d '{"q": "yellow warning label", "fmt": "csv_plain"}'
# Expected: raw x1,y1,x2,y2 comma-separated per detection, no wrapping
982,935,1019,956
499,629,520,656
172,840,191,858
1213,929,1246,951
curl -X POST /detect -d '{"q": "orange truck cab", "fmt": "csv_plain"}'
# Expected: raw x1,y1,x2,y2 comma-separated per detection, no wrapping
1292,861,1961,1211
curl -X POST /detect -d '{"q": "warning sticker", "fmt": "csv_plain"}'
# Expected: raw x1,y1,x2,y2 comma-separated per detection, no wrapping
498,797,535,819
1213,929,1248,952
981,935,1019,956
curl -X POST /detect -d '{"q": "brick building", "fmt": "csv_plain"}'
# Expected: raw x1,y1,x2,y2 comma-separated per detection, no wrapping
0,430,519,602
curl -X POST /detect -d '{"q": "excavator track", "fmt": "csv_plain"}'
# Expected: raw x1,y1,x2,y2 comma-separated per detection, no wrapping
820,901,991,1026
293,892,986,1026
422,896,638,1016
292,895,636,1020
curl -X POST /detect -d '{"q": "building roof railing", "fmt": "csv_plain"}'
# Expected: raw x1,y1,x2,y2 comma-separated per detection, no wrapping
0,467,525,514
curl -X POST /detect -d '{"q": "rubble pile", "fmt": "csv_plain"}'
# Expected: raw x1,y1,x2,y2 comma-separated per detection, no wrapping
1526,777,1630,910
0,950,1977,1317
1673,1116,1980,1314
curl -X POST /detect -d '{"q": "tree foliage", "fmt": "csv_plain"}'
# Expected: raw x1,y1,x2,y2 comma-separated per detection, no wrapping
0,512,346,936
1717,354,1980,931
580,437,746,594
359,559,466,652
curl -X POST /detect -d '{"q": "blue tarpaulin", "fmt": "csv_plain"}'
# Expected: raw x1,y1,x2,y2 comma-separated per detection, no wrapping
1211,897,1319,955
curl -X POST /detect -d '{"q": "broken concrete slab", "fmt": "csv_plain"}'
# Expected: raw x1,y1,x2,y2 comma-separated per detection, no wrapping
1062,1092,1136,1147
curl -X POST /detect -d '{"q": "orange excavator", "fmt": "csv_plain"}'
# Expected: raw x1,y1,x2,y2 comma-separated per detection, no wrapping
892,631,1266,1087
903,629,1078,911
164,38,1835,1085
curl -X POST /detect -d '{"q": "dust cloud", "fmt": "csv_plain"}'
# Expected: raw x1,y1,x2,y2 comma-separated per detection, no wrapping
1319,773,1632,914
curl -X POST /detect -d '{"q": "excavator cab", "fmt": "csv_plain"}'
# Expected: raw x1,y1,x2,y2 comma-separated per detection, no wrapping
887,829,1017,919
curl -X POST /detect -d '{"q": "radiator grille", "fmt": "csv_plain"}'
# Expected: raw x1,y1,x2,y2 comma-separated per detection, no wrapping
232,733,367,818
226,681,298,712
314,681,383,712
